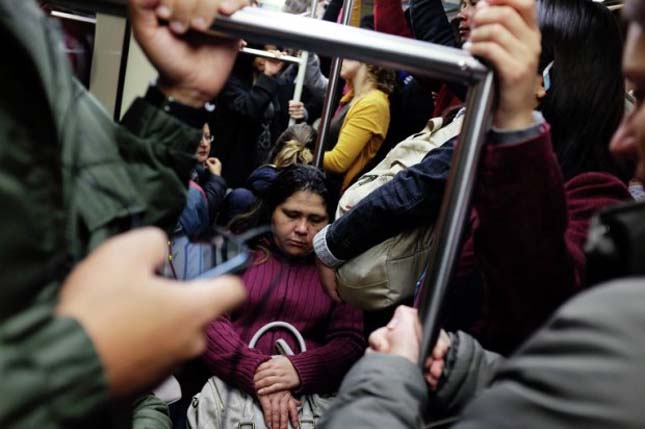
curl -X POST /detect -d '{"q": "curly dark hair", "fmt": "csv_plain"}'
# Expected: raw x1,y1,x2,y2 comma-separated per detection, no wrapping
365,64,396,95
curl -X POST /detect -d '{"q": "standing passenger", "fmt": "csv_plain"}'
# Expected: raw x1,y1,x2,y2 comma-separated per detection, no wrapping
322,61,395,192
213,46,322,188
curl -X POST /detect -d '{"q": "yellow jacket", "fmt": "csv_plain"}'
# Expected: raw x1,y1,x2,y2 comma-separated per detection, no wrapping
323,89,391,191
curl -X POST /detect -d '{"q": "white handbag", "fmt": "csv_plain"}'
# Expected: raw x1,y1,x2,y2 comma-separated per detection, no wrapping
187,322,334,429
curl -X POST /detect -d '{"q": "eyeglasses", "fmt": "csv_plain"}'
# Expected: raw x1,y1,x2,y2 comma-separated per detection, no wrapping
202,134,214,143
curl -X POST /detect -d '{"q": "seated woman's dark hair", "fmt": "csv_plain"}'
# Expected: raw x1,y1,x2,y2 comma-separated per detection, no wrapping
229,165,331,235
537,0,632,181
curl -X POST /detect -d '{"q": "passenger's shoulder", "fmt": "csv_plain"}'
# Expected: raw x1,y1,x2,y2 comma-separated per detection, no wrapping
553,278,645,331
565,172,631,205
354,89,390,107
566,171,628,190
371,89,391,106
350,91,390,120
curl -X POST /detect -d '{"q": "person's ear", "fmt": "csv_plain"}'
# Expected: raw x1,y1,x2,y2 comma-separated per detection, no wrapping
536,75,547,101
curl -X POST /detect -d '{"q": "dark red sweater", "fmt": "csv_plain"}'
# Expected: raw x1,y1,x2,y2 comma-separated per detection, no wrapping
374,0,412,38
459,127,632,353
204,250,365,395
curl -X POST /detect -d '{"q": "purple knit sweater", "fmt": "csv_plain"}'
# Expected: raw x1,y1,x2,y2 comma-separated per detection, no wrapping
204,249,365,395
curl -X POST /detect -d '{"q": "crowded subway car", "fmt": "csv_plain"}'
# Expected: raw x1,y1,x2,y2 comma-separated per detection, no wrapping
4,0,645,427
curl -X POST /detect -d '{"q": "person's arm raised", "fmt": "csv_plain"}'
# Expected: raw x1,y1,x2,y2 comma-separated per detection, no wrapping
128,0,250,107
464,0,540,130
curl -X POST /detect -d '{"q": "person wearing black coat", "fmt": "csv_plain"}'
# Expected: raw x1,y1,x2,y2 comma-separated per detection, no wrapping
211,46,322,188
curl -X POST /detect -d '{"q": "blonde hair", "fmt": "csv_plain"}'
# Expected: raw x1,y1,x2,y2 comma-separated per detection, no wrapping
267,123,317,167
273,139,314,168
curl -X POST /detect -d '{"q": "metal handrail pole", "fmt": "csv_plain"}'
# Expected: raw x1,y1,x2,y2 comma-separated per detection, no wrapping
289,0,319,126
415,71,495,368
312,54,344,165
209,8,488,80
211,9,487,82
288,51,309,127
50,10,98,24
312,0,354,166
55,3,488,82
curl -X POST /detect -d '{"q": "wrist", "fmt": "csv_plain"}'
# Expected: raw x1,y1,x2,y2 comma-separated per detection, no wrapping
313,225,345,268
157,80,211,108
144,84,213,129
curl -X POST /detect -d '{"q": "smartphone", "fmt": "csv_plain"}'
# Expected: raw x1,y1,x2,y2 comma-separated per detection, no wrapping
194,225,270,279
195,250,251,279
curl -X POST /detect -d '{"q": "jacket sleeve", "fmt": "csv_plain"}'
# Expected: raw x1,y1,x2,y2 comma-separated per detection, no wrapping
408,0,467,99
287,303,366,394
302,87,324,125
119,96,200,222
71,85,202,253
304,54,329,97
473,127,631,351
374,0,413,38
217,74,282,120
131,395,172,429
201,174,228,221
0,310,108,428
453,279,645,429
409,0,457,48
431,331,503,417
203,316,272,395
323,96,389,174
319,353,428,429
316,139,454,264
178,184,211,238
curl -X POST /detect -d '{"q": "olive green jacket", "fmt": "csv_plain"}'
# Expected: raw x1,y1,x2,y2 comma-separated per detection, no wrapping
0,1,201,427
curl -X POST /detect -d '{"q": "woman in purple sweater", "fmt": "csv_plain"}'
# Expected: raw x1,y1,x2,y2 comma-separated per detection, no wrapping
204,165,365,429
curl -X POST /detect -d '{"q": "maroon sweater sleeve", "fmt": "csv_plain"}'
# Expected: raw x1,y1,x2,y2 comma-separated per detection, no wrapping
374,0,413,38
287,303,366,394
474,127,630,352
204,315,272,395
